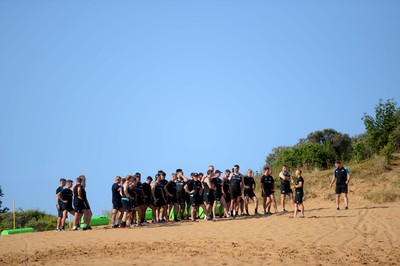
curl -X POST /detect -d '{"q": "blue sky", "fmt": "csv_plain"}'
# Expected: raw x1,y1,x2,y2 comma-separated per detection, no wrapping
0,0,399,216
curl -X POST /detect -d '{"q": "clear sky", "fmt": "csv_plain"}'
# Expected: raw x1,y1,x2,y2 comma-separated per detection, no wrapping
0,0,399,216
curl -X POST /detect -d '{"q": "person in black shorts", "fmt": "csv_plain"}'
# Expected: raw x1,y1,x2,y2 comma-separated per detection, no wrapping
279,165,293,212
203,170,215,221
212,170,232,219
121,175,134,228
175,169,188,220
60,180,75,231
111,176,123,228
142,176,155,222
72,177,85,230
329,161,351,210
55,178,66,231
292,169,305,218
165,173,179,222
229,165,245,217
152,173,167,223
260,167,278,214
221,169,231,216
244,169,258,215
159,171,169,222
132,172,147,226
184,173,202,222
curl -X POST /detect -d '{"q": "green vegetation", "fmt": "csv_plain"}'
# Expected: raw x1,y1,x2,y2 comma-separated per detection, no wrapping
265,98,400,170
0,186,9,213
0,209,57,232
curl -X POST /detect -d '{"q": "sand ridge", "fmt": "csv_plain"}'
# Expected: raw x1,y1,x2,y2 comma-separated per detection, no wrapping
1,200,399,265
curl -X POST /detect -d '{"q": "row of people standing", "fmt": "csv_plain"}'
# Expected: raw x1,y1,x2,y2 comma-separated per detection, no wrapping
110,164,306,227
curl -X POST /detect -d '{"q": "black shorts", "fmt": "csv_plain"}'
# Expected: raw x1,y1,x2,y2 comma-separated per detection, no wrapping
190,194,200,207
73,199,84,213
136,196,145,206
144,197,153,205
280,185,292,195
184,194,191,204
203,192,214,205
294,191,303,204
61,203,74,212
122,199,132,212
57,205,63,217
177,194,185,204
231,189,242,199
223,193,231,203
244,188,256,198
83,199,90,210
112,199,123,210
263,190,274,197
167,196,177,204
154,198,166,207
336,185,348,194
213,191,222,201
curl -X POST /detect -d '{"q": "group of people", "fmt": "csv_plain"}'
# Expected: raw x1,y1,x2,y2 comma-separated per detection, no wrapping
55,175,93,231
55,161,350,230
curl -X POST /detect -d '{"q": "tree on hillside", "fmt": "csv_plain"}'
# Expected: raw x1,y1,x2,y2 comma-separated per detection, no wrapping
362,98,398,153
301,129,352,162
0,186,9,213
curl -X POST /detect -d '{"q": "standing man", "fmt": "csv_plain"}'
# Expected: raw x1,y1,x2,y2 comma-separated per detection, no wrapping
165,173,179,222
111,176,123,228
260,167,278,214
60,179,74,231
330,161,350,210
292,169,305,218
229,165,245,217
279,165,293,212
56,178,66,231
175,169,188,220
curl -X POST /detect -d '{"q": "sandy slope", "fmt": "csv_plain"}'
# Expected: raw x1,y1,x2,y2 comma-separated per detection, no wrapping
1,199,399,265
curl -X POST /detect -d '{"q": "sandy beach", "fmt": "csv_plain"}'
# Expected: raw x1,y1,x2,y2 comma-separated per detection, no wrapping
1,197,399,266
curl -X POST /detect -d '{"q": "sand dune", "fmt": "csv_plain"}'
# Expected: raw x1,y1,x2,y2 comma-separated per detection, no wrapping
1,199,399,265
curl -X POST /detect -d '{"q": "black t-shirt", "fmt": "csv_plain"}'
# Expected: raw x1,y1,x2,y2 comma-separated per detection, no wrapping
231,173,242,191
134,182,143,198
295,176,304,194
56,186,63,205
186,180,194,192
112,183,121,201
222,178,230,194
203,177,212,193
193,180,202,195
176,179,185,196
280,171,291,188
244,176,255,190
154,182,164,199
334,167,350,186
166,180,177,197
212,178,222,195
160,179,168,188
60,188,73,205
261,175,275,191
142,182,152,199
73,184,83,201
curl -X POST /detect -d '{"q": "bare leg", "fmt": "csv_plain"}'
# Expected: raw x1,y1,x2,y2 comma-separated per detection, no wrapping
293,203,298,218
281,194,286,211
253,196,258,214
344,193,349,208
336,194,340,209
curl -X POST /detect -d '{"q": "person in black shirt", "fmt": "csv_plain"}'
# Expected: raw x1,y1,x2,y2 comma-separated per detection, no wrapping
176,169,188,220
60,180,74,231
159,171,169,222
221,169,231,215
132,173,147,226
165,173,179,222
55,178,66,231
184,173,203,222
279,165,293,212
152,174,167,223
121,175,134,228
72,177,85,230
244,169,258,215
212,170,232,219
329,161,351,210
229,165,245,217
111,176,123,228
203,170,215,221
260,167,278,214
292,169,305,218
142,176,155,222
